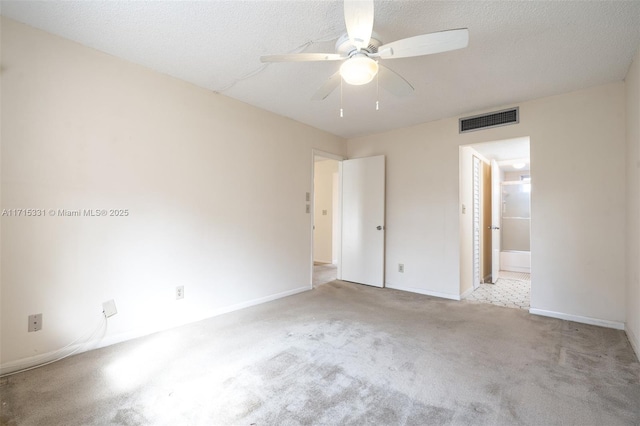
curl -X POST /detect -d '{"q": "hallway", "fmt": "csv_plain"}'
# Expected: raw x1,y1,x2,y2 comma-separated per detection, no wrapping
313,262,337,287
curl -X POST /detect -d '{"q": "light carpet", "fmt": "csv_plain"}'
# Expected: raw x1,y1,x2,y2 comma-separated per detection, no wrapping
1,280,638,425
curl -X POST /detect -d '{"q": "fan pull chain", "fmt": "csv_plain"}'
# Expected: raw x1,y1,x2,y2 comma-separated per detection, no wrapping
340,78,344,118
376,65,380,111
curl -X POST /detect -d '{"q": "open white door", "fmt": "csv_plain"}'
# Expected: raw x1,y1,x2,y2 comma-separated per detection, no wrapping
340,155,385,287
491,159,501,283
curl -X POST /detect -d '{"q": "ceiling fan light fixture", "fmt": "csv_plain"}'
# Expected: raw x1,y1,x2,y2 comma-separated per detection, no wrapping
340,55,378,85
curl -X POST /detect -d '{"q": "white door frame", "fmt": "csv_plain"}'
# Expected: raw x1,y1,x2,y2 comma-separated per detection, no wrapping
311,150,345,287
491,159,501,283
459,137,531,296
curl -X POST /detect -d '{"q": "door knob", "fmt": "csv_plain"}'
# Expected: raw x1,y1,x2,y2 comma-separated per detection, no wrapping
489,226,500,230
376,225,383,230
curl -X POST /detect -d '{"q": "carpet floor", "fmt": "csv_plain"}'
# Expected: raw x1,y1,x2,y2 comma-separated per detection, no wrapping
313,263,337,288
1,280,639,425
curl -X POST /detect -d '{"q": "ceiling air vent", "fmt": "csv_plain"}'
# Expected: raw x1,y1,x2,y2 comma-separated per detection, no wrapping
459,107,519,133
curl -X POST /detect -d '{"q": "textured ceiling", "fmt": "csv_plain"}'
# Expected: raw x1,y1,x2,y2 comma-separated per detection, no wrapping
2,1,639,138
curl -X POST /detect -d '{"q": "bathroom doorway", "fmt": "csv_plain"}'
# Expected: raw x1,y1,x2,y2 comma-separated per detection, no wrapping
460,137,531,309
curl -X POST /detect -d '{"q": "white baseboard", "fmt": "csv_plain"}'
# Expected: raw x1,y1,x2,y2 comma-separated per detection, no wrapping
386,283,461,301
0,344,90,377
0,285,311,377
529,308,625,330
208,285,311,317
626,325,640,361
98,284,312,349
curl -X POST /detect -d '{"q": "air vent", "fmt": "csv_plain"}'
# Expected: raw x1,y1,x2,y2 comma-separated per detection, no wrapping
459,107,519,133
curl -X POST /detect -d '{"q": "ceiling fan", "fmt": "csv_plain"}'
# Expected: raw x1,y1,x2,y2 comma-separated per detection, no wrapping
260,0,469,101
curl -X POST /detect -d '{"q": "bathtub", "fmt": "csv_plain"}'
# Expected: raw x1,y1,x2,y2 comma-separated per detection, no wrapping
500,250,530,273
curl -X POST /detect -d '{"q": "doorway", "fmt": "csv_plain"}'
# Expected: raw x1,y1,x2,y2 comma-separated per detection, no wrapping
459,137,532,310
311,152,386,289
312,153,341,287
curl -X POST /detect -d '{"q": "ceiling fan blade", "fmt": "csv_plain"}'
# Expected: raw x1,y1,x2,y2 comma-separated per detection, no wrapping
375,28,469,59
378,65,414,97
311,72,341,101
344,0,374,50
261,53,345,63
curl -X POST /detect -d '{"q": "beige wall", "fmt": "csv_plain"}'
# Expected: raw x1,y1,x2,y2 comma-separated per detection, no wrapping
0,18,346,371
626,46,640,356
348,82,627,327
313,160,338,263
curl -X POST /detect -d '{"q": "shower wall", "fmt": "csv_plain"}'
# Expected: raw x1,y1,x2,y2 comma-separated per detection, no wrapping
501,181,530,251
500,177,531,273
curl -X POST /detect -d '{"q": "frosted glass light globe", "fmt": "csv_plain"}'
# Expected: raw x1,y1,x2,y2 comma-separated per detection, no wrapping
340,55,379,85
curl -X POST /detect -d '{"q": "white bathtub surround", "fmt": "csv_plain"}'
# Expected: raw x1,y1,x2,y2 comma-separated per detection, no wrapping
500,251,531,273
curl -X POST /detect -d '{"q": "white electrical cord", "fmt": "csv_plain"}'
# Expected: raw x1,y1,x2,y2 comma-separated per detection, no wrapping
0,312,108,378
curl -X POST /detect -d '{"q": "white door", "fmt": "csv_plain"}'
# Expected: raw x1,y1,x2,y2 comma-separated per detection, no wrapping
340,155,385,287
491,159,501,283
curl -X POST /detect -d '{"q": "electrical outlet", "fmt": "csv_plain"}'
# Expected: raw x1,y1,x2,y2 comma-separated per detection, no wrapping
103,299,118,318
398,263,404,273
176,286,184,300
28,314,42,332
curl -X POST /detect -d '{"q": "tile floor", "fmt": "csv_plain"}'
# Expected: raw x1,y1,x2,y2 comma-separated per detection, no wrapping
463,271,531,310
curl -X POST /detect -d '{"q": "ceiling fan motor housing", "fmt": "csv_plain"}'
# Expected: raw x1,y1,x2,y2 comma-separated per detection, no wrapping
335,33,382,58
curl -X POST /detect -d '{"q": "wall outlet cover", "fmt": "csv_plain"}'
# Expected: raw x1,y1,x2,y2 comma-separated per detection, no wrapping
103,299,118,318
28,314,42,332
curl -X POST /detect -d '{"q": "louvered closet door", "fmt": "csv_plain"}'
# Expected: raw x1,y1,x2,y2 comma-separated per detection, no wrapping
473,156,481,289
